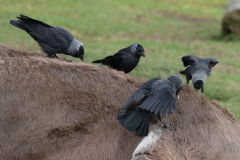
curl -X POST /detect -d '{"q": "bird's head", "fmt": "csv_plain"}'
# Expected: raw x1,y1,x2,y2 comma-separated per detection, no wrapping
129,43,145,57
136,44,145,57
77,45,85,62
167,75,184,99
180,55,219,93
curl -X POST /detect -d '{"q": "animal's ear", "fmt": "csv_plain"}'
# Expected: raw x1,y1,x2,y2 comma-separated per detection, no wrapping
208,58,219,68
181,55,196,67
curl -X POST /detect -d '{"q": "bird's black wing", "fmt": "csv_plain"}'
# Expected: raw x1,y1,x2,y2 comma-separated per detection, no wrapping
117,47,129,53
43,27,70,49
12,14,68,49
181,55,196,67
110,51,127,69
138,86,178,116
92,51,126,70
117,78,161,116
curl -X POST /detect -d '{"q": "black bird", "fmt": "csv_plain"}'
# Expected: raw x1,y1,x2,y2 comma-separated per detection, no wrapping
117,75,183,136
179,55,218,93
92,43,145,74
10,14,85,61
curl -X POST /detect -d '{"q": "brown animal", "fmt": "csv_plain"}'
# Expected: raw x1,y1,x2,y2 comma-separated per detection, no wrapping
0,43,240,160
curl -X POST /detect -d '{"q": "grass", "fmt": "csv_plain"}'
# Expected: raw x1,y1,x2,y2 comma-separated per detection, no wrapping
0,0,240,119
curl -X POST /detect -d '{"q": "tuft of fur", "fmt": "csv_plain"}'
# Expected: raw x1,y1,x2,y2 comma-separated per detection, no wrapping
132,129,162,158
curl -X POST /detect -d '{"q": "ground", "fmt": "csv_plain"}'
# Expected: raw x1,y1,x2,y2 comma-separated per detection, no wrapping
0,0,239,119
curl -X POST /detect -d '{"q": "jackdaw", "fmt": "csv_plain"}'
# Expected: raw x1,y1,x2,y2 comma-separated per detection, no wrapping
180,55,218,93
117,75,183,136
92,43,145,74
10,14,85,61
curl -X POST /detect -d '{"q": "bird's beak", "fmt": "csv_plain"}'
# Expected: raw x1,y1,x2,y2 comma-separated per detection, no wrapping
140,51,145,57
176,88,181,99
201,85,204,93
80,55,85,62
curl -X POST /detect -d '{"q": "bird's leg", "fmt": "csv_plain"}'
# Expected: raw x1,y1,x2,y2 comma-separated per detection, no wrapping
201,84,204,93
158,115,172,130
161,120,172,130
53,54,59,58
186,76,190,84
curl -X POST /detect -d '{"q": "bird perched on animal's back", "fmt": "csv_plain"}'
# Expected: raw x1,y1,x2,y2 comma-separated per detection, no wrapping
10,14,85,61
179,55,218,93
92,43,145,74
117,75,183,136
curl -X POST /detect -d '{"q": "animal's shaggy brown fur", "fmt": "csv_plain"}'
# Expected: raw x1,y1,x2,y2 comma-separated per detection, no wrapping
0,43,240,160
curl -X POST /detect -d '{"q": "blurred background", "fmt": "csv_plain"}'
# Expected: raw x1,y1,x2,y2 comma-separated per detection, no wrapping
0,0,239,119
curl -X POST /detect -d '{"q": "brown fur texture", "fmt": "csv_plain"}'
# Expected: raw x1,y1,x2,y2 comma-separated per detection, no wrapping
0,43,240,160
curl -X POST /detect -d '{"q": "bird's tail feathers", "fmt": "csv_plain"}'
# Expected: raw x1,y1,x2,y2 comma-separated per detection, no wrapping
10,20,27,31
10,14,48,42
92,59,105,63
118,108,150,136
92,56,113,65
179,70,186,75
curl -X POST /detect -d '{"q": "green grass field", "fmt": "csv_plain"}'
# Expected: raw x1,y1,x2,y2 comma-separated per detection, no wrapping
0,0,240,119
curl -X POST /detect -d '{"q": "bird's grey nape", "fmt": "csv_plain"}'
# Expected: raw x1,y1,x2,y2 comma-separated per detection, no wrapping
129,43,138,53
167,75,184,92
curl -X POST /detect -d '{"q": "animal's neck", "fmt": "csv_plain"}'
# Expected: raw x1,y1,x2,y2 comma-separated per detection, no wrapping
67,39,80,55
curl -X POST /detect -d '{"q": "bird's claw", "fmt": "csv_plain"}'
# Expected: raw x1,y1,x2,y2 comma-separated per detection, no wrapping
160,119,172,130
162,124,172,130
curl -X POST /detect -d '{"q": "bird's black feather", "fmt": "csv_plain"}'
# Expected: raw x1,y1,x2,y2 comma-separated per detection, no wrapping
117,78,161,116
118,76,183,136
179,70,186,75
92,56,113,64
155,99,167,115
143,116,149,136
10,14,73,52
145,97,162,111
93,52,125,70
15,15,52,43
149,98,164,113
10,14,85,60
92,44,144,74
138,86,176,116
135,116,147,136
126,112,144,131
166,103,173,115
10,20,29,32
118,108,150,136
117,80,177,136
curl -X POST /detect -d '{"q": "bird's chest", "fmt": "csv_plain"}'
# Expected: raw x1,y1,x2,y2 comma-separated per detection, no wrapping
123,57,139,68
